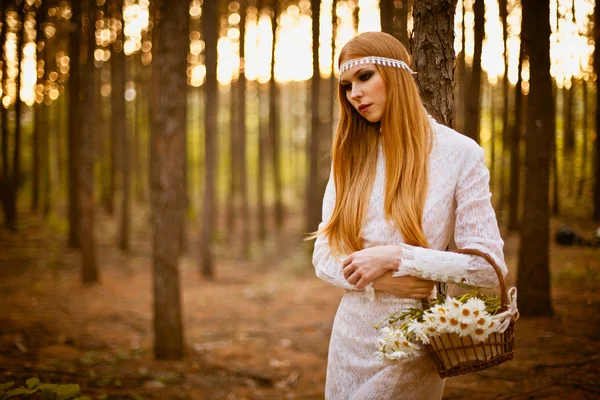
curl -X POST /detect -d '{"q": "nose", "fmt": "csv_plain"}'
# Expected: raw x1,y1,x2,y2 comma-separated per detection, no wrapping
351,85,363,100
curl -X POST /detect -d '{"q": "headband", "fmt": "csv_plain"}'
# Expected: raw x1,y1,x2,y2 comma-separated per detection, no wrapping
338,56,416,78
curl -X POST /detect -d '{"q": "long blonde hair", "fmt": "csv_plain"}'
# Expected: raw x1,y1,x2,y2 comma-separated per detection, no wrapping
320,32,432,256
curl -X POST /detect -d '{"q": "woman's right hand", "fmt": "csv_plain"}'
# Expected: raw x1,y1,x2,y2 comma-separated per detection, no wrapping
372,271,435,299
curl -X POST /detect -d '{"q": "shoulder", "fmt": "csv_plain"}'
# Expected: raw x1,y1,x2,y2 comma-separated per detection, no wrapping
430,118,484,162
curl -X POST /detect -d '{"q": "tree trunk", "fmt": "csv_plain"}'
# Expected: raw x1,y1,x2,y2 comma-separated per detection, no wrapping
200,0,218,279
397,0,409,49
508,43,524,232
68,0,82,247
151,0,187,360
269,0,283,231
578,79,588,198
595,0,600,220
307,0,321,234
463,0,483,141
227,79,238,238
552,83,560,216
499,0,509,207
110,0,125,218
32,105,41,213
380,0,394,39
490,82,496,193
79,0,99,283
517,0,553,317
411,0,456,126
257,83,267,241
238,0,250,259
4,4,24,231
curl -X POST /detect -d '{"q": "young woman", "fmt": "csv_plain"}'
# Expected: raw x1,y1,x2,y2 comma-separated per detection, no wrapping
312,32,507,399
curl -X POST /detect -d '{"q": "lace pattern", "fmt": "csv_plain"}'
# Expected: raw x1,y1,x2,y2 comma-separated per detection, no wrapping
312,118,506,399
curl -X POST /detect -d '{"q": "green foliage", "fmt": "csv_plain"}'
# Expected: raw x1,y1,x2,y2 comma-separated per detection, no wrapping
0,379,90,400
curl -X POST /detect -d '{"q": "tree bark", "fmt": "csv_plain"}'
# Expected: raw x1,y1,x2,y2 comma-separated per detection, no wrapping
577,79,588,198
380,0,394,39
508,43,524,232
200,0,218,279
151,0,187,360
68,0,82,247
307,0,321,234
79,0,99,284
269,0,283,230
499,0,509,207
411,0,456,126
517,0,553,317
238,0,250,259
595,0,600,220
463,0,483,141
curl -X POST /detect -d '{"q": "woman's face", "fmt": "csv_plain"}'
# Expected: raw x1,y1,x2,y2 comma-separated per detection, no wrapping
339,64,387,123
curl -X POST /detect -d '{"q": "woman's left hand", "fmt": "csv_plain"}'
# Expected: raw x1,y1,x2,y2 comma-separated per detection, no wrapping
343,245,402,289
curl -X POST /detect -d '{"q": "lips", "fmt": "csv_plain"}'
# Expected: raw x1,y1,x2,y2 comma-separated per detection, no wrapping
358,104,371,112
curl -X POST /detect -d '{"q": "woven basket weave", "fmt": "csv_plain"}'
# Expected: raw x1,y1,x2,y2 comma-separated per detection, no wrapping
425,248,517,378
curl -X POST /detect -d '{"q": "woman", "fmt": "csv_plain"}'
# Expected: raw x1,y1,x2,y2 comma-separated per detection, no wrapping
312,32,507,399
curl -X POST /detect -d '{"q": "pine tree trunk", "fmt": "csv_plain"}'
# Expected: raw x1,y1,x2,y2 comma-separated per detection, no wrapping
32,104,41,213
200,0,218,279
463,0,483,141
380,0,394,38
238,0,250,259
552,84,560,216
397,0,409,49
257,83,267,241
307,0,321,234
499,0,509,206
411,0,456,126
269,0,283,230
68,0,82,247
79,0,99,284
111,0,126,221
578,79,588,198
595,0,600,220
151,0,187,360
508,43,524,232
517,0,553,317
490,82,496,195
227,80,238,238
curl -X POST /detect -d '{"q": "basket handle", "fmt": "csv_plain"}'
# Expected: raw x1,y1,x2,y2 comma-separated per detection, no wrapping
449,248,509,312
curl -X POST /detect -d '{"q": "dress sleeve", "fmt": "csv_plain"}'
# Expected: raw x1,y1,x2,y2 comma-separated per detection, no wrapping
312,175,375,297
393,145,507,288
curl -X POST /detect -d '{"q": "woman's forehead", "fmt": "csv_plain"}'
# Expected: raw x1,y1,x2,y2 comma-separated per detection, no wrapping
339,65,377,82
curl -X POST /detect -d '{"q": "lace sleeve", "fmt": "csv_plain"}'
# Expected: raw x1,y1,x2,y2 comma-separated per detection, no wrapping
393,144,507,288
312,175,375,298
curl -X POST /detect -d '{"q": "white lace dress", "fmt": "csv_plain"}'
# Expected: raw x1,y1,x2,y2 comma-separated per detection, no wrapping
313,119,507,400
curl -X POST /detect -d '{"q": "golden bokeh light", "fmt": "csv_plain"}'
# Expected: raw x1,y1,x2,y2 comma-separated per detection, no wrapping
1,0,597,106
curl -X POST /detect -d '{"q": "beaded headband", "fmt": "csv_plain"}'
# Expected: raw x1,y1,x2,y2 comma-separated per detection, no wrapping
338,56,416,79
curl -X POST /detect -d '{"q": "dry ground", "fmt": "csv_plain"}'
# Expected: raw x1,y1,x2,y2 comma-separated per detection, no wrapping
1,212,599,399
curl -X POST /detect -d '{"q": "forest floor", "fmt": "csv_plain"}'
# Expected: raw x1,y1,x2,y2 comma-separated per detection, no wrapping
1,210,600,400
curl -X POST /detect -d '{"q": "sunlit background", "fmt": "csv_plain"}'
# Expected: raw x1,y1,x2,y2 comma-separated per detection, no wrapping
0,0,596,107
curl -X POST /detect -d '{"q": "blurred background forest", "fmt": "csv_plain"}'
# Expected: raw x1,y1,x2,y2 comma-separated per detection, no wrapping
1,0,599,398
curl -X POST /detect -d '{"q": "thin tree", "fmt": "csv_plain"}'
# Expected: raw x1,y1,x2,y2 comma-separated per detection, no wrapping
498,0,508,207
411,0,456,126
594,0,600,221
68,0,82,247
306,0,321,235
508,44,524,232
463,0,483,141
517,0,553,317
200,0,219,279
79,0,99,283
150,0,187,359
109,0,125,218
257,0,268,242
269,0,283,230
238,0,250,258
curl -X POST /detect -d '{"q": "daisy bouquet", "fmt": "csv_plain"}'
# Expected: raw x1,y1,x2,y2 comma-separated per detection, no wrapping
375,249,519,377
375,291,506,361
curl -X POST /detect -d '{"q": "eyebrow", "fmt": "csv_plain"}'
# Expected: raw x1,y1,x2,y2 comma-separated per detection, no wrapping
339,67,373,85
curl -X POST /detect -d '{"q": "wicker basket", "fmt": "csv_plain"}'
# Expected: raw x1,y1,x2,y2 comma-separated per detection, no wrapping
425,248,517,378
